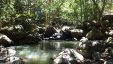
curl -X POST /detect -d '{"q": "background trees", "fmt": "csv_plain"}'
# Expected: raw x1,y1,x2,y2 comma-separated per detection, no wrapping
0,0,112,30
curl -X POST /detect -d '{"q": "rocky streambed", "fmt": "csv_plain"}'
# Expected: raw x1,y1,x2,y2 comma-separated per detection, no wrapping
0,45,26,64
0,15,113,64
0,40,112,64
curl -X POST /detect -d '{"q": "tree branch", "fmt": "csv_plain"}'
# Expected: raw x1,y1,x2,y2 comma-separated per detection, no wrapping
92,0,101,13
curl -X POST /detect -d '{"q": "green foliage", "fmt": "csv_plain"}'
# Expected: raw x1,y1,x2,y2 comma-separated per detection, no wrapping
111,4,113,10
0,0,112,30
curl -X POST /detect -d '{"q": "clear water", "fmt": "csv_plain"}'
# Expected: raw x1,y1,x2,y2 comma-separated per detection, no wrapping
13,40,79,64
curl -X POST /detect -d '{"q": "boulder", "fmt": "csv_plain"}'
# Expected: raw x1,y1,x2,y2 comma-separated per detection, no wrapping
103,47,113,57
61,26,70,31
53,49,84,64
0,34,12,45
19,34,41,44
92,52,101,61
37,27,45,34
60,29,73,40
76,20,92,30
44,27,57,37
51,32,62,40
0,29,27,43
102,15,113,22
86,28,105,40
70,29,84,40
10,32,27,43
60,26,84,40
47,29,62,40
0,46,26,64
78,40,102,59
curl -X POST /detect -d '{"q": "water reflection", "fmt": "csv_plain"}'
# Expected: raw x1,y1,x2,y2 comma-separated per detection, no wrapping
13,40,79,64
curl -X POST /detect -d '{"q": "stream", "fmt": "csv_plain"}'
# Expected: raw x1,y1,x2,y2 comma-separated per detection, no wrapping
12,40,79,64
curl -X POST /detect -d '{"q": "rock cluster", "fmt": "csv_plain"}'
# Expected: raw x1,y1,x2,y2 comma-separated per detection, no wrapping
53,49,84,64
53,45,113,64
42,26,84,40
0,45,26,64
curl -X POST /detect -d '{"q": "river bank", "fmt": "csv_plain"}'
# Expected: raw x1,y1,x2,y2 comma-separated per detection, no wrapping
0,15,113,64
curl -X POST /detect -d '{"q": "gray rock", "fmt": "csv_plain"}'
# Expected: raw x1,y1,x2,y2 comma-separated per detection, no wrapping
86,28,105,40
0,34,12,45
78,40,101,59
70,29,84,39
0,46,26,64
60,26,83,40
44,27,57,37
53,49,84,64
104,59,113,64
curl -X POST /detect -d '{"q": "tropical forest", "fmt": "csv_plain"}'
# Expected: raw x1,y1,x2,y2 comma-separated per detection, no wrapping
0,0,113,64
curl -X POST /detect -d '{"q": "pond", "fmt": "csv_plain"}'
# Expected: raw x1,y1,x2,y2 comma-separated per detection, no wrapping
13,40,79,64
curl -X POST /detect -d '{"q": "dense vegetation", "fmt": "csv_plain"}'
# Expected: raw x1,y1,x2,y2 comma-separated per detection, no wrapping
0,0,112,30
1,0,113,64
0,0,112,43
